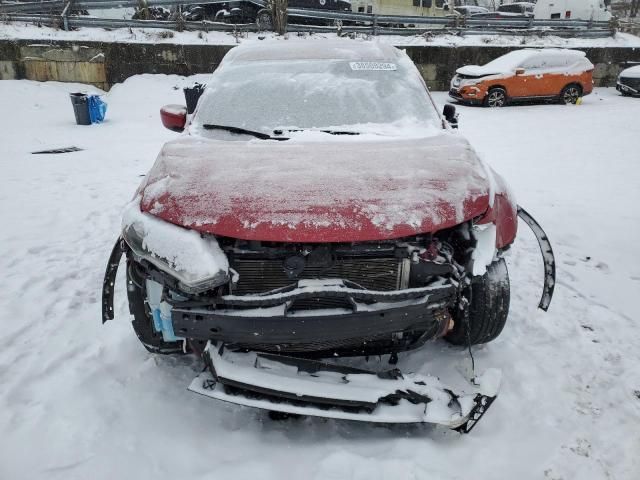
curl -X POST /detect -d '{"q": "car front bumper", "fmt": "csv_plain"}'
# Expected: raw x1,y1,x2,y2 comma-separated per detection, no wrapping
617,81,639,95
170,280,457,356
449,87,484,105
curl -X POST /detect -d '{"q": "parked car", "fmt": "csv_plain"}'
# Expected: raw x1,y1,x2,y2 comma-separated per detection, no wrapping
497,2,536,16
181,0,351,27
102,40,555,432
449,48,594,107
455,5,489,15
616,65,640,96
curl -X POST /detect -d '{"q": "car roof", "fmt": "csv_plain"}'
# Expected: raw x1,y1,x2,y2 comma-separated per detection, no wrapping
221,39,401,65
524,48,587,57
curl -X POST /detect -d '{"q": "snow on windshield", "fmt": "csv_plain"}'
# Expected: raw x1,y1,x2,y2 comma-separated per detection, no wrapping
481,50,535,73
192,55,437,136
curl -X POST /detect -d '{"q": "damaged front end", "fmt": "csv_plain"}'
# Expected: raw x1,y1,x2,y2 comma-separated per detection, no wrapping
101,204,555,432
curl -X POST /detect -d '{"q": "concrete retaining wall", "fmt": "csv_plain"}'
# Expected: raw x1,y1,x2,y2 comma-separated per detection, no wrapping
1,38,639,91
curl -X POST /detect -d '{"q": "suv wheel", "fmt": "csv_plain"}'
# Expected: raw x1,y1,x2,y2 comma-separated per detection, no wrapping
561,84,582,104
485,88,507,108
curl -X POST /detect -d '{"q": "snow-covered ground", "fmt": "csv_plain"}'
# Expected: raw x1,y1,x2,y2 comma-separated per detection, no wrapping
0,76,639,480
2,22,640,47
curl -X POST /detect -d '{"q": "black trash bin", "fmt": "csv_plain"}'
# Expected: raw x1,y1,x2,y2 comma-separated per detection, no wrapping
183,83,206,114
70,93,91,125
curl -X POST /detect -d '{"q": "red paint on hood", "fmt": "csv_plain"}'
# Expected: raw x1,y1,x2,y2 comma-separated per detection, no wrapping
139,133,492,242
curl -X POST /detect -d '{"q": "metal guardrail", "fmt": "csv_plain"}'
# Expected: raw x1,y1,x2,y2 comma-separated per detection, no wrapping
0,0,214,12
3,13,260,30
286,7,611,28
0,0,615,37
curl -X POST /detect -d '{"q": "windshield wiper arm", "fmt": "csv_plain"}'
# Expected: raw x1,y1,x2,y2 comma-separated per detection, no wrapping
202,124,288,141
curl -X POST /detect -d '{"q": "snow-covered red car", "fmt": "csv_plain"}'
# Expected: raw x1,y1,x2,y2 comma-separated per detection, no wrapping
103,40,555,432
449,48,594,107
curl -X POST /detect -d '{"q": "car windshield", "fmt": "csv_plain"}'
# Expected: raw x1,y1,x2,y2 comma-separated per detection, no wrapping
482,50,534,71
192,58,438,138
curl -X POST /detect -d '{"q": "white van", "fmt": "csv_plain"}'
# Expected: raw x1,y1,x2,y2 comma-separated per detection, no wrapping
533,0,612,21
350,0,452,17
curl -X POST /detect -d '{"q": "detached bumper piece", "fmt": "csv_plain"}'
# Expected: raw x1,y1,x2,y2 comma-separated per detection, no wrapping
517,207,556,311
189,342,501,433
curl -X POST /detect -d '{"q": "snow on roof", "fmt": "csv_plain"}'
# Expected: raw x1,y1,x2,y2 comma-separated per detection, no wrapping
222,39,401,65
457,48,587,75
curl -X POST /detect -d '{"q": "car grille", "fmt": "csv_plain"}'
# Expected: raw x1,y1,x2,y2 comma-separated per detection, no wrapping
620,76,640,90
230,257,402,296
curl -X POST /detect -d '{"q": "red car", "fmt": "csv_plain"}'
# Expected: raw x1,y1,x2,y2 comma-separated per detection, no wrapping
102,40,555,432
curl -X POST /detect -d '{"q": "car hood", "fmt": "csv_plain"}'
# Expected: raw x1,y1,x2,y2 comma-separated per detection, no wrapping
139,133,492,242
456,65,503,77
620,65,640,78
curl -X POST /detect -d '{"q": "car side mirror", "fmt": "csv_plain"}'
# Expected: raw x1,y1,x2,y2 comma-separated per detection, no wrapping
515,68,525,75
443,104,459,129
160,105,187,132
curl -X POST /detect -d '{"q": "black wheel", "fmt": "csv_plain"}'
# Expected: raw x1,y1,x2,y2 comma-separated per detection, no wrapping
561,84,582,104
446,258,510,346
484,88,507,108
256,9,273,30
126,261,184,354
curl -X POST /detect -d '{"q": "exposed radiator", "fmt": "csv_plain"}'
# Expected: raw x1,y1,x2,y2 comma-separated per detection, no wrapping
230,257,403,296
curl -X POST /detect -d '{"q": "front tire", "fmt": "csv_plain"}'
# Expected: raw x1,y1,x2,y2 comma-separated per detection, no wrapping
446,258,510,346
484,88,507,108
561,84,582,104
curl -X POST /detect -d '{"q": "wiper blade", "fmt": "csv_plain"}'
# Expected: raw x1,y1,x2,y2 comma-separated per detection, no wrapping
202,124,288,141
274,128,360,136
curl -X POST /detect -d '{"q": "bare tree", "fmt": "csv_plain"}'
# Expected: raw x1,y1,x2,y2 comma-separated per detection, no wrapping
271,0,288,35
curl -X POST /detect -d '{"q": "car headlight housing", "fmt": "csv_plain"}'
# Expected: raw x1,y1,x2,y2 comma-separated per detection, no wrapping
461,78,481,87
122,198,230,294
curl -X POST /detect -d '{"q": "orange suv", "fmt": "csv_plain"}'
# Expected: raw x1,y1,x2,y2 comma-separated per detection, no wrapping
449,48,594,107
